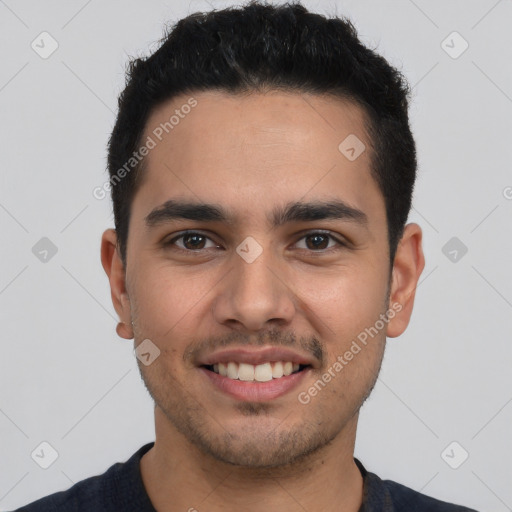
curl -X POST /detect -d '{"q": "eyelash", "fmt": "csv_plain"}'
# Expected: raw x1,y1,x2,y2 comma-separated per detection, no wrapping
163,230,346,254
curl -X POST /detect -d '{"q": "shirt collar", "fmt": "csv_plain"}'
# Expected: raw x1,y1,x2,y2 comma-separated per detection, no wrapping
136,445,394,511
354,457,395,512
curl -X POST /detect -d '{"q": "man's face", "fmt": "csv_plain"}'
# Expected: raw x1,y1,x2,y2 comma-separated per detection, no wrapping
122,91,395,467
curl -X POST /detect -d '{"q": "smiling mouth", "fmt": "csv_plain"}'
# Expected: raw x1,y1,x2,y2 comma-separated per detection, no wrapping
202,361,311,383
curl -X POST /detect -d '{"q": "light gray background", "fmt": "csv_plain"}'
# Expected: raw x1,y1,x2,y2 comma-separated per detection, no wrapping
1,0,511,510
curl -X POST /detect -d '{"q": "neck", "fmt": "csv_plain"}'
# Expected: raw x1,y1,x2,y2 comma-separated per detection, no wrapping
140,407,364,512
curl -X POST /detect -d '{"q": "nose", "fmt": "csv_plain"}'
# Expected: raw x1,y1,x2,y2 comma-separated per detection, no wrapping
211,245,296,332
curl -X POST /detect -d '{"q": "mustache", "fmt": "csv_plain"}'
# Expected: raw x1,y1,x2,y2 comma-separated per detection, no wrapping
183,328,325,366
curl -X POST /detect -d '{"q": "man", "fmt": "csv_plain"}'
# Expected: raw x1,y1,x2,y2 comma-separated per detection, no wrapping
16,2,478,511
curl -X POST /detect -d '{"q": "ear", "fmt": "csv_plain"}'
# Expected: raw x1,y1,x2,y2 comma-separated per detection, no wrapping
100,229,133,339
386,223,425,338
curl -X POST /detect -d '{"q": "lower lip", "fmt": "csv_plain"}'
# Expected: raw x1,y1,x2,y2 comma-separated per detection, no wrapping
199,367,311,402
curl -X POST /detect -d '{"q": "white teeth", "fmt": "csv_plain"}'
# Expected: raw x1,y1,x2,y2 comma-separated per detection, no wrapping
218,362,228,377
210,361,305,381
272,361,284,378
283,362,293,376
227,362,238,379
238,363,255,381
254,362,273,382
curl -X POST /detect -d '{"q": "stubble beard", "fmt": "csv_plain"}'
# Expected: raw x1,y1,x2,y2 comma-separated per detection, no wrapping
136,344,385,471
129,283,389,470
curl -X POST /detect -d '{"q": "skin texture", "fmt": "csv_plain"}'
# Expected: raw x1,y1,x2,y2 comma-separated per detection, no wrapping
101,90,425,512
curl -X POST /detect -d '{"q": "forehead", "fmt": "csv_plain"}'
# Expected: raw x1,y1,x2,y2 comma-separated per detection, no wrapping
134,90,383,225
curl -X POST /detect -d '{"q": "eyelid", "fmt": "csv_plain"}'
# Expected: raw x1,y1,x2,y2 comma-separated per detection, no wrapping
293,230,346,249
165,230,220,250
163,229,347,252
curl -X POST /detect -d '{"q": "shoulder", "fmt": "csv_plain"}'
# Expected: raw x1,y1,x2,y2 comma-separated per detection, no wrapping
355,458,479,512
382,478,479,511
14,471,107,511
13,443,155,512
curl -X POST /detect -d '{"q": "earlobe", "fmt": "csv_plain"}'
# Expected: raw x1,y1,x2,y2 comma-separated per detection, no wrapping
115,293,134,339
100,229,134,339
386,223,425,338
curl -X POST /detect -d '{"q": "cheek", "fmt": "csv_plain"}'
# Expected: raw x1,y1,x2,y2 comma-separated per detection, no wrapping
291,262,388,336
130,262,215,339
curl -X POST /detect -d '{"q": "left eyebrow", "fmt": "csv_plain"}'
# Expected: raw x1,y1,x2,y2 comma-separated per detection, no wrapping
271,199,368,227
144,198,368,229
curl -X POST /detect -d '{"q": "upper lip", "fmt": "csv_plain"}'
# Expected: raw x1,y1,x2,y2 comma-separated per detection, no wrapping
197,346,319,368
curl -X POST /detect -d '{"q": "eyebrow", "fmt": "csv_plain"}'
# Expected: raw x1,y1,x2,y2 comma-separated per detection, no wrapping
144,199,368,229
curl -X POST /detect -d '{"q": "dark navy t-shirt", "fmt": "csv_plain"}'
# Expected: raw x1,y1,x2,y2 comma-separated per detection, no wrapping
13,442,478,511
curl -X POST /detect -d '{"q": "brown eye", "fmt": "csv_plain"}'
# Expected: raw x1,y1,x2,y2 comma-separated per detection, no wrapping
305,234,330,250
181,233,207,250
165,231,218,251
295,232,342,251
